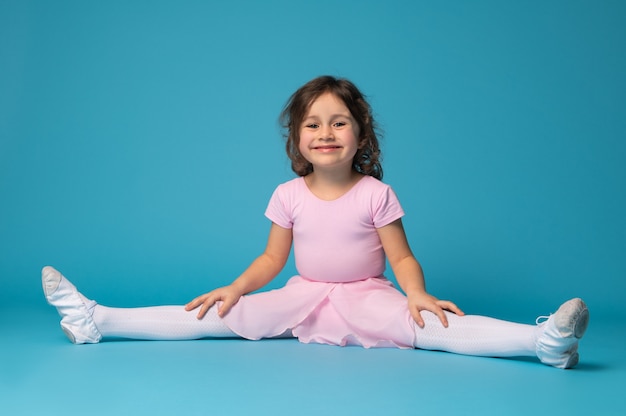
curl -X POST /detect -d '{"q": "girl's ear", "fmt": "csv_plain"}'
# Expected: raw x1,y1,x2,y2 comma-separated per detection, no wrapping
357,134,368,149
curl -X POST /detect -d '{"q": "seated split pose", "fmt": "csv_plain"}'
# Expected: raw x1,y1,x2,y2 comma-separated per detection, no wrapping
42,75,589,369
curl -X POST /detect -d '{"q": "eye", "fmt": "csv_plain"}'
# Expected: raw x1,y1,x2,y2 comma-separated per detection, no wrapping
305,123,319,129
333,121,346,128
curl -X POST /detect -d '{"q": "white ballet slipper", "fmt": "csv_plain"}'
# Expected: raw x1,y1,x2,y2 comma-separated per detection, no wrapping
42,266,102,344
535,298,589,369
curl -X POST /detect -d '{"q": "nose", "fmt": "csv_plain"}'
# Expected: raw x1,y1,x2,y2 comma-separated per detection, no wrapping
319,124,335,140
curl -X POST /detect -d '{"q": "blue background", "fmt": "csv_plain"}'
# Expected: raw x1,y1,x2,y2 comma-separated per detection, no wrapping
1,1,625,415
2,0,624,320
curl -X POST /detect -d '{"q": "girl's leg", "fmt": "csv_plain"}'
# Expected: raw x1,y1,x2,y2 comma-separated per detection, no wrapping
414,312,537,357
413,298,589,369
93,305,235,341
42,266,236,343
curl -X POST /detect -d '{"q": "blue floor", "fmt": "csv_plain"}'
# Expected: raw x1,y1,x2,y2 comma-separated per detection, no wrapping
1,306,624,415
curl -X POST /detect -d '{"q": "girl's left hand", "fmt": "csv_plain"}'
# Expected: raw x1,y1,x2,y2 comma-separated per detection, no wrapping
407,291,464,328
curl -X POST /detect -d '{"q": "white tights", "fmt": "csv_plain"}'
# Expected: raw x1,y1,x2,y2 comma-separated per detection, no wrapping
91,305,537,357
92,305,236,340
414,311,537,357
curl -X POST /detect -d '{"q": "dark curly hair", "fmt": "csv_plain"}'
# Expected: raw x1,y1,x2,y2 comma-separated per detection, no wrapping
279,76,383,180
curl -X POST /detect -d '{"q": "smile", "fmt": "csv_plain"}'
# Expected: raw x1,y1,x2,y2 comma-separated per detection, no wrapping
313,145,342,151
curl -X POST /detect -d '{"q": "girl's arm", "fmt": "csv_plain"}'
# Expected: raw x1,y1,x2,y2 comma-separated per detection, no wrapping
377,219,464,327
185,222,293,319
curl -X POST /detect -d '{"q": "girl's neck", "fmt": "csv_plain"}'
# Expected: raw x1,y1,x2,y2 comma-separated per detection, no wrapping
304,169,364,201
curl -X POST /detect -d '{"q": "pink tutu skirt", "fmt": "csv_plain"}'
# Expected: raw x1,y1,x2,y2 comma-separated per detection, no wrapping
221,276,416,349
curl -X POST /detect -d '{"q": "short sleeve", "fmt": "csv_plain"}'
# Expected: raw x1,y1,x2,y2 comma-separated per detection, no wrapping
372,185,405,228
264,184,294,229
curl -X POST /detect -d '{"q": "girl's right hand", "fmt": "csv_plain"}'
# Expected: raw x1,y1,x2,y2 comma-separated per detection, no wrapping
185,284,243,319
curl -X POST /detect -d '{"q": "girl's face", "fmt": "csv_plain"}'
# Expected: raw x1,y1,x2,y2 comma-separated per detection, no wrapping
298,92,361,174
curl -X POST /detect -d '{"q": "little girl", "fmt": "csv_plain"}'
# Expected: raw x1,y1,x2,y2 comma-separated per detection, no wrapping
43,75,589,369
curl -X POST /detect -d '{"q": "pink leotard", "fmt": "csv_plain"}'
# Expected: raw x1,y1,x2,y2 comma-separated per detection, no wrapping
266,175,404,283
